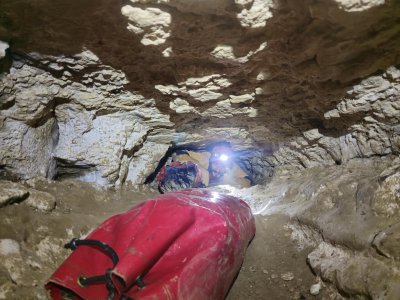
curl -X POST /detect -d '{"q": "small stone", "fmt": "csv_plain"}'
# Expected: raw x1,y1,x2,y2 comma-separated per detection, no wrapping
262,269,268,274
0,181,29,208
249,266,256,272
303,129,323,141
48,63,64,71
27,259,42,270
310,282,321,295
0,239,20,256
229,94,254,104
0,40,9,59
281,272,294,281
25,189,56,212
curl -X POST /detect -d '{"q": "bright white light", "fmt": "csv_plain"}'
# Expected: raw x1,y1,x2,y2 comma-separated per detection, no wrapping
219,154,229,161
210,192,220,203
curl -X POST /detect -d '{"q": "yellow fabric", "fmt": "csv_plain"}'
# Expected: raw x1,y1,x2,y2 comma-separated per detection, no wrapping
186,151,210,169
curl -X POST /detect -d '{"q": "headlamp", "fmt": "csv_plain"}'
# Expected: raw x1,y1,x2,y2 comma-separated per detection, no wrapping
219,154,229,162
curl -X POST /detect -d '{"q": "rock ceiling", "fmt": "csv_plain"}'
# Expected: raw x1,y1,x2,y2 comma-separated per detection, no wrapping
1,3,400,299
0,0,399,185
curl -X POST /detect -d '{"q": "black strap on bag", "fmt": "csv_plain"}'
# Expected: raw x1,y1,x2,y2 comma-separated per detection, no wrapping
65,238,119,267
64,238,143,300
64,238,119,299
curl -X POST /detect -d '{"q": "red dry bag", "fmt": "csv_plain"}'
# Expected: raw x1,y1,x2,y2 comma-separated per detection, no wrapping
46,189,255,300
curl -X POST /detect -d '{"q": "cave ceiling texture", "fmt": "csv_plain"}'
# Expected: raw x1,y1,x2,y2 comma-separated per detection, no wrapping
1,1,400,300
0,0,399,186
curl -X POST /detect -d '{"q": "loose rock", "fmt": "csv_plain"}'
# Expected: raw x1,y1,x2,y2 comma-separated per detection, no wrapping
310,282,321,295
281,272,294,281
0,180,29,208
0,239,20,256
25,189,56,212
0,41,9,60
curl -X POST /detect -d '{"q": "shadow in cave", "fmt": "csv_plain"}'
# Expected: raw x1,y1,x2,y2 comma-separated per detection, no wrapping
1,0,400,142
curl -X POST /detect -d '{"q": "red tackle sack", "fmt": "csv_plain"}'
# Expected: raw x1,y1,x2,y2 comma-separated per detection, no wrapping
46,189,255,300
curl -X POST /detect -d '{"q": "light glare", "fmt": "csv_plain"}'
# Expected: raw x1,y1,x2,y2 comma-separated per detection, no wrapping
219,154,229,161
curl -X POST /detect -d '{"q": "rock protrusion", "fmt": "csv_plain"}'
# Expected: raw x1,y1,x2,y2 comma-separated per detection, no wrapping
0,180,29,207
25,189,56,213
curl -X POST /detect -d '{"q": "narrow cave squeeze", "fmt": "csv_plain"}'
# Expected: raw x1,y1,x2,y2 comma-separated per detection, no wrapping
145,141,271,193
0,0,400,299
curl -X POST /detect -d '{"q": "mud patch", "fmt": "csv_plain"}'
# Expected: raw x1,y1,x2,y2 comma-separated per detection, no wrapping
226,215,343,300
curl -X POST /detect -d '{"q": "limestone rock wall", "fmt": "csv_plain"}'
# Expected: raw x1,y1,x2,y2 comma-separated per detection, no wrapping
0,1,399,298
0,0,399,185
299,158,400,299
270,67,400,171
216,155,400,299
0,52,175,186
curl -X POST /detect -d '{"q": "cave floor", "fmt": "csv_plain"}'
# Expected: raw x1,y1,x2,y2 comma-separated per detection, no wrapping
226,215,341,300
0,177,344,300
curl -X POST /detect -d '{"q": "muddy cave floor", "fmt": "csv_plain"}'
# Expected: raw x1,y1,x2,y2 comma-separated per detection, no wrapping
2,156,399,300
1,182,339,300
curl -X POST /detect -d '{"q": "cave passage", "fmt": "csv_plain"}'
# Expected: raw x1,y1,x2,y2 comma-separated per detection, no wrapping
0,0,400,299
145,141,261,193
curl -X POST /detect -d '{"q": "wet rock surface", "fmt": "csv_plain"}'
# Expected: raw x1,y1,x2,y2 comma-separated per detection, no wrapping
215,155,400,299
24,189,56,213
226,215,343,300
0,0,399,299
0,180,29,207
0,178,158,300
0,156,398,299
0,0,399,186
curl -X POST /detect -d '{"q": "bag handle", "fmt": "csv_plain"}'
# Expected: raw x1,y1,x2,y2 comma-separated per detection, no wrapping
65,238,119,266
64,238,144,300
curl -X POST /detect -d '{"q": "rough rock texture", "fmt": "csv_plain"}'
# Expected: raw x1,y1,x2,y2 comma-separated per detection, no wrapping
0,52,175,186
270,68,400,171
0,180,56,212
0,0,399,186
0,2,400,298
0,180,29,207
0,178,158,300
216,155,400,299
0,158,398,299
25,189,56,213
